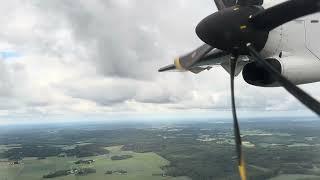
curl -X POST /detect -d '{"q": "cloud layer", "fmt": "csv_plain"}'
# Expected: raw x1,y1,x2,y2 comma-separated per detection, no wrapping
0,0,319,123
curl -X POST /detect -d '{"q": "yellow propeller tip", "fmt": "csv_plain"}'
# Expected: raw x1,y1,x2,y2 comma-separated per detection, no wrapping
238,159,247,180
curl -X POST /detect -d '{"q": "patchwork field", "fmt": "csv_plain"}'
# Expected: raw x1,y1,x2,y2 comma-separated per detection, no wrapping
0,145,189,180
2,119,320,179
269,174,320,180
0,144,21,154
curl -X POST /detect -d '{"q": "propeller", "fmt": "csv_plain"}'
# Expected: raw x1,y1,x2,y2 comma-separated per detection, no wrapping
195,0,320,179
158,45,229,74
161,0,320,179
173,44,214,71
251,0,320,31
229,56,247,180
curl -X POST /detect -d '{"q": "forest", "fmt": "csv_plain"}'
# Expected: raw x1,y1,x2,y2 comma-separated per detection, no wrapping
1,118,320,180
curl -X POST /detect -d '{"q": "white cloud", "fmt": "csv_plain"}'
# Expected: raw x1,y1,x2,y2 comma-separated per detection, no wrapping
0,0,318,123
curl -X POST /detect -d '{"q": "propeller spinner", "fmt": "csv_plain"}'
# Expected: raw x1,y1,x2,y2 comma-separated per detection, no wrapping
196,6,268,54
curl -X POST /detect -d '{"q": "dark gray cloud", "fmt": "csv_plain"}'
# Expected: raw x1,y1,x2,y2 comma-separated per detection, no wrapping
32,0,212,80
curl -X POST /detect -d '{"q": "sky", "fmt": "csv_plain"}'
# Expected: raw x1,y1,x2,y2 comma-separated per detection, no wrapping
0,0,319,124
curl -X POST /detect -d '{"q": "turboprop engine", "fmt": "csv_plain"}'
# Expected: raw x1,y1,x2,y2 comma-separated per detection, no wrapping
242,56,320,87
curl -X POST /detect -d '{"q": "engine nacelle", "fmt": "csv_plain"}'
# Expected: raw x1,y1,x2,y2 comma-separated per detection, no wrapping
242,56,320,87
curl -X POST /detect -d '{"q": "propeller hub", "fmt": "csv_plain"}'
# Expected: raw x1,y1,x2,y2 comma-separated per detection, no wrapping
196,6,269,54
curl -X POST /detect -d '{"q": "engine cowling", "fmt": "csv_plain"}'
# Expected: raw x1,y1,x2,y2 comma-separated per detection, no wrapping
242,56,320,87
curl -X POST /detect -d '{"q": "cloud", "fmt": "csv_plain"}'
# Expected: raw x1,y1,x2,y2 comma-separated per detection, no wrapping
0,0,318,123
32,0,214,80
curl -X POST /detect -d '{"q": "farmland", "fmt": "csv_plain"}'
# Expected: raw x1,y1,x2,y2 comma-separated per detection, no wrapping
0,145,188,180
1,117,320,179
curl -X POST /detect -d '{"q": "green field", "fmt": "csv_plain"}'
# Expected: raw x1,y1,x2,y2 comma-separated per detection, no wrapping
269,174,320,180
0,144,21,154
0,145,189,180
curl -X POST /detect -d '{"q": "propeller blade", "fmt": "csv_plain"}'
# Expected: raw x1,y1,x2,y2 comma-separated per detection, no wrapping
176,44,213,70
158,64,176,72
246,43,320,116
213,0,239,10
214,0,227,10
250,0,320,31
237,0,263,6
230,56,247,180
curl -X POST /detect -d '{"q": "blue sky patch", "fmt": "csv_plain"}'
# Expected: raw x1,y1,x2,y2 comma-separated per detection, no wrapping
0,51,21,59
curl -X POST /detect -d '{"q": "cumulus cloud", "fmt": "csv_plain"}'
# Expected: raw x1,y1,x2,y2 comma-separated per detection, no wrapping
31,0,219,79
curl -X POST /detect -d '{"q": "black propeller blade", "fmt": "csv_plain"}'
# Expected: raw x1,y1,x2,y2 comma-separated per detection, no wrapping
250,0,320,31
213,0,237,10
175,44,213,70
247,43,320,116
229,56,247,180
158,64,176,72
237,0,263,6
214,0,228,10
213,0,263,10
